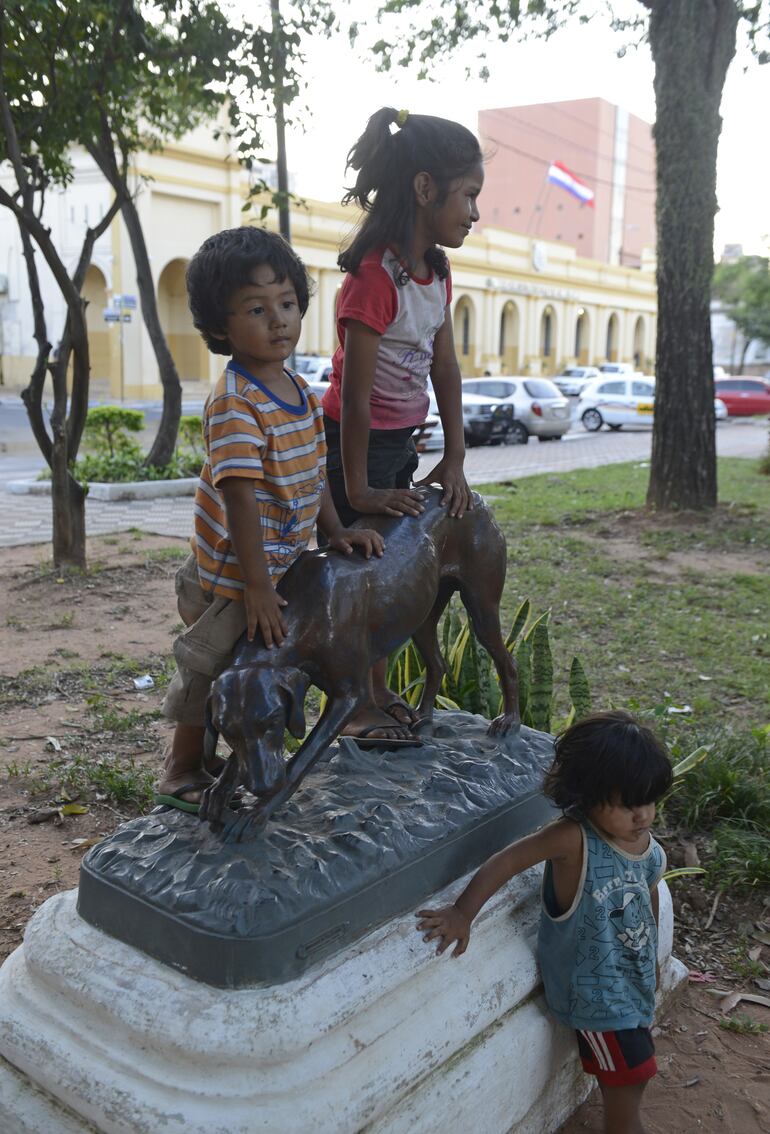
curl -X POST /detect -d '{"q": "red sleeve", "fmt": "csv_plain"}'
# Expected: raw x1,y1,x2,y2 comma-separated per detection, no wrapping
445,262,452,306
337,258,398,335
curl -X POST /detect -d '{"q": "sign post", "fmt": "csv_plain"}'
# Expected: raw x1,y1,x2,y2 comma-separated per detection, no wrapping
109,295,136,401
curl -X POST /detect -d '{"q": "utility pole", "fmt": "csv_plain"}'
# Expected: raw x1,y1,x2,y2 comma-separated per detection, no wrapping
271,0,290,244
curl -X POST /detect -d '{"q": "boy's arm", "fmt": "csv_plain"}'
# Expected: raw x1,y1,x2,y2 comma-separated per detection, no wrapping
416,309,473,519
219,477,288,649
341,320,425,518
316,484,385,559
417,818,580,958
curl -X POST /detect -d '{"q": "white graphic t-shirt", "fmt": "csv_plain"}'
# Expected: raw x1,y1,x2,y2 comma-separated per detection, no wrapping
322,247,452,430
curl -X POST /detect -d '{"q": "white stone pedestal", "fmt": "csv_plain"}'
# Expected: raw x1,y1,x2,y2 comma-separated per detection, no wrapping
0,873,686,1134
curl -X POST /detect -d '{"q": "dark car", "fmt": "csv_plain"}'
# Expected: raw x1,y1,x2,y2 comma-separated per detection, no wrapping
713,378,770,417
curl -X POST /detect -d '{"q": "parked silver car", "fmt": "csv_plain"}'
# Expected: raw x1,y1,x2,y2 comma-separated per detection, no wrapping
461,377,571,444
553,365,600,397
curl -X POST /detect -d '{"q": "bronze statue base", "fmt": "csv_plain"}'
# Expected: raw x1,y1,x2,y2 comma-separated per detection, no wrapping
78,713,556,987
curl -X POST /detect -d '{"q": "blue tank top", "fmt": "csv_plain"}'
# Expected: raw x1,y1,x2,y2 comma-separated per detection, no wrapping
537,818,666,1032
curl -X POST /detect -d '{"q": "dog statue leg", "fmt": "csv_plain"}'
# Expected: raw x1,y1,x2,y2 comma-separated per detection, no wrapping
461,592,520,735
199,753,240,828
412,584,454,727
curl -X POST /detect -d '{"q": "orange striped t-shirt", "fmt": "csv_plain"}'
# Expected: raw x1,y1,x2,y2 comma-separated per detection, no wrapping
193,362,326,600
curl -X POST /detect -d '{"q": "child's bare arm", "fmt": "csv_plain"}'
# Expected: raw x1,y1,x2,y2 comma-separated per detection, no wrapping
416,819,581,958
341,321,425,517
651,882,661,988
417,310,473,519
316,485,385,558
220,477,288,648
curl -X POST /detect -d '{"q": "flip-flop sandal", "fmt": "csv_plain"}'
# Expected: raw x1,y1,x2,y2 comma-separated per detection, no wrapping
344,726,424,751
153,784,245,816
382,700,420,726
153,783,208,815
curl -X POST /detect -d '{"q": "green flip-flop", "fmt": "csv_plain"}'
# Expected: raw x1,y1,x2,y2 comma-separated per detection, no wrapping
152,783,208,814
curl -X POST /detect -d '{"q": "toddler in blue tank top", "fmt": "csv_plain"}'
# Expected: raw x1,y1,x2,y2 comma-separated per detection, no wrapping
416,710,673,1134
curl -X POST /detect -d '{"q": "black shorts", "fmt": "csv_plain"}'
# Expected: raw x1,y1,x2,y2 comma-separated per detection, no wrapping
322,415,420,529
575,1026,657,1087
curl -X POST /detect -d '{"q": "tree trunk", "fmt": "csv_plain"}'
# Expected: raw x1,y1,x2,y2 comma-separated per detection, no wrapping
50,322,89,570
646,0,738,511
737,337,749,375
118,190,182,468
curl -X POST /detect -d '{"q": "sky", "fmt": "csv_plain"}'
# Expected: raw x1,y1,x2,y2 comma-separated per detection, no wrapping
276,3,769,258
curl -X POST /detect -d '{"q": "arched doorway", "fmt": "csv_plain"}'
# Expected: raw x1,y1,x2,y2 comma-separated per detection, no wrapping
540,305,557,373
499,301,520,373
605,313,619,362
574,308,590,365
453,296,475,375
83,265,112,385
158,259,207,381
633,316,646,370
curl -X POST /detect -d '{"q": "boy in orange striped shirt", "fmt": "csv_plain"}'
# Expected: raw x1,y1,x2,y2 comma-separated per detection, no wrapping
156,227,383,812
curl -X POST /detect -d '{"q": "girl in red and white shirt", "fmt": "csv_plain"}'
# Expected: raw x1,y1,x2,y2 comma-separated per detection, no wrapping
322,107,484,741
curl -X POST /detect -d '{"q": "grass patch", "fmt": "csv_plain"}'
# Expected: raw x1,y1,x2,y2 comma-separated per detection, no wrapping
481,458,770,724
719,1015,769,1036
144,545,189,565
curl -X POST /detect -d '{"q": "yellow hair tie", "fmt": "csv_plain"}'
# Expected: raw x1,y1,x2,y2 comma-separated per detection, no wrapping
396,108,409,128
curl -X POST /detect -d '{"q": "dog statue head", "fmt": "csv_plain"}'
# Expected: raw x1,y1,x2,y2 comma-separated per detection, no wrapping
209,663,308,798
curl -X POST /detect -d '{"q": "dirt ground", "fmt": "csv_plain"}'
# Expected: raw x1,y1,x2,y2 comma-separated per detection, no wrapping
0,533,768,1133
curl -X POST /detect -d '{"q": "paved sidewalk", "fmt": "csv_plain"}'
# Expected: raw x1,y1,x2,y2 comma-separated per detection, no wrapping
1,421,765,548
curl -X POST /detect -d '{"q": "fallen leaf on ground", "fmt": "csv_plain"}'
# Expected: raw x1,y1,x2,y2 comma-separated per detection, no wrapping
45,735,62,752
27,808,61,825
688,971,717,983
60,803,88,816
70,837,102,850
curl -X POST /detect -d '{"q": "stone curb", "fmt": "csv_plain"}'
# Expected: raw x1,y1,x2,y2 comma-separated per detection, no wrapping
7,477,198,501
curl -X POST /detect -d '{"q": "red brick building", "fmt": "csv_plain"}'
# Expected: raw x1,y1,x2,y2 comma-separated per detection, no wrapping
478,98,655,268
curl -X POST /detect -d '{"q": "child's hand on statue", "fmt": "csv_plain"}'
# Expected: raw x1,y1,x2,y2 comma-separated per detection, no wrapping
415,904,471,958
326,527,385,558
243,579,288,649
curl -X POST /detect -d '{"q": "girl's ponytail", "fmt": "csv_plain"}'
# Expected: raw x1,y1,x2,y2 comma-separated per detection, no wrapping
342,107,402,213
339,107,482,279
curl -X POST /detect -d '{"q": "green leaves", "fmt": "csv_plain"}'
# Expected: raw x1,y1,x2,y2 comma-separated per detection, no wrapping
386,595,590,732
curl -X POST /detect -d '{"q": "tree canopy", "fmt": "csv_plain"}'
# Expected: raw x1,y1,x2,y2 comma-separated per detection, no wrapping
713,255,770,370
0,0,333,566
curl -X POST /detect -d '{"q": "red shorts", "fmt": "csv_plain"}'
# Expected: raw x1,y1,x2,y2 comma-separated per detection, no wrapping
575,1026,657,1087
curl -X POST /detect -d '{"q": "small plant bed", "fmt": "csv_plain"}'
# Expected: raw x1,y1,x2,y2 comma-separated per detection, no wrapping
37,407,204,484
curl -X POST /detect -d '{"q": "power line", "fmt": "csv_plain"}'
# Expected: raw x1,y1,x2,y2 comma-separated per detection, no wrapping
482,132,656,196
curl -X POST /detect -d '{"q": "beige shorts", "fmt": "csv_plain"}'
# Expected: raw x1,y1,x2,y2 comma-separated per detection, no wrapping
162,553,246,727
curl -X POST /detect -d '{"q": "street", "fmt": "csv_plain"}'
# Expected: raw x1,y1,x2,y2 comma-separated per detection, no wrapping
0,392,766,548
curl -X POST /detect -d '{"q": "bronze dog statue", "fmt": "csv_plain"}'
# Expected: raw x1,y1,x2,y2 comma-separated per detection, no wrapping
200,487,519,834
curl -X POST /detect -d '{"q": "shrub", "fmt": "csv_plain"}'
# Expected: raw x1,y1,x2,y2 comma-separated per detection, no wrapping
385,596,591,733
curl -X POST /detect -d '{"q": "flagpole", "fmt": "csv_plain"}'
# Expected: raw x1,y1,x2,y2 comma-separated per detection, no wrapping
534,184,552,236
526,166,550,235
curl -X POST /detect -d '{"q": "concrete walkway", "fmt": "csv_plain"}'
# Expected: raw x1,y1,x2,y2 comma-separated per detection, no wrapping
1,419,766,548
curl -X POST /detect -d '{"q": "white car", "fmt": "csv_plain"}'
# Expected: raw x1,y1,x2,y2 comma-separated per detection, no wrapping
294,355,333,382
598,362,637,375
461,376,571,443
578,376,728,431
553,365,600,397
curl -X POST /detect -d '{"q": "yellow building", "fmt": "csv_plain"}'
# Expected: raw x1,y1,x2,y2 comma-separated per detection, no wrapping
0,126,656,398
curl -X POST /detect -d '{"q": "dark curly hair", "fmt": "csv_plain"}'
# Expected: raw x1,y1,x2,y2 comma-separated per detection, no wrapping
186,226,312,356
543,710,673,813
338,107,482,282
